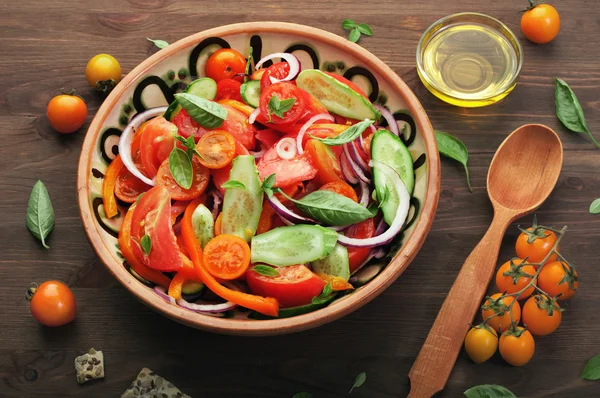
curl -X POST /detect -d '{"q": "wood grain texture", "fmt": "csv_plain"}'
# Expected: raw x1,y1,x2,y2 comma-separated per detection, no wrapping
1,0,599,397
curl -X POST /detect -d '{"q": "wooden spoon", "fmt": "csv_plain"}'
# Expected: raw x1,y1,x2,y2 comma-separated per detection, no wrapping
408,124,563,398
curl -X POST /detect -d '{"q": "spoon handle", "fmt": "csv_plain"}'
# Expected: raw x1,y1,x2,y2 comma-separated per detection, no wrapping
407,212,514,398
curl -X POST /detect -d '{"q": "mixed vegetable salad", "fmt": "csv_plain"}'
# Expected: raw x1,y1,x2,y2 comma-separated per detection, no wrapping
103,48,415,318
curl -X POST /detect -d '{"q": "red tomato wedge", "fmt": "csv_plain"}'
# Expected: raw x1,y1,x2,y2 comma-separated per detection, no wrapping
130,186,183,271
139,116,178,178
257,135,317,188
115,161,151,203
304,139,343,185
259,82,307,125
347,218,376,273
246,264,326,308
255,128,280,149
215,78,243,102
319,181,358,202
211,139,250,194
298,90,330,124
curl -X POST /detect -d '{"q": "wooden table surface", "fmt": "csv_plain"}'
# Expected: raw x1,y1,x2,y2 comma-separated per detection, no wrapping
2,0,599,397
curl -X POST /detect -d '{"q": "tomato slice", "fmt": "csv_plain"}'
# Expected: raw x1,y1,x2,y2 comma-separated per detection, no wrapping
215,78,243,102
304,139,343,185
347,218,376,273
259,82,307,125
324,72,369,99
255,128,281,149
319,181,358,202
130,119,152,156
298,90,330,124
196,130,236,169
156,156,210,201
203,234,251,280
246,264,326,308
260,62,294,92
257,135,317,188
130,186,183,271
139,116,178,177
114,163,151,203
211,139,250,194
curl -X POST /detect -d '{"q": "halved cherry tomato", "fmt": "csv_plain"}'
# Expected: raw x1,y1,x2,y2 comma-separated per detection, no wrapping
139,116,178,177
315,273,354,291
211,139,250,194
319,181,358,202
215,78,243,102
203,234,251,280
195,130,236,169
114,163,151,203
156,156,210,201
260,62,294,91
259,82,307,125
305,139,343,185
214,212,223,236
324,72,369,99
347,218,376,273
130,186,183,271
28,281,76,327
205,48,247,83
257,136,317,188
246,264,326,308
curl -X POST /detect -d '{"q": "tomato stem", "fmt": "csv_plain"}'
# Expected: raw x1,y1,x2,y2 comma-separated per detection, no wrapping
26,282,38,301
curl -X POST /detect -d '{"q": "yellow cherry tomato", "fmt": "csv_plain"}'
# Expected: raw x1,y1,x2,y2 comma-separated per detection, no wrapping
85,54,122,92
464,326,498,364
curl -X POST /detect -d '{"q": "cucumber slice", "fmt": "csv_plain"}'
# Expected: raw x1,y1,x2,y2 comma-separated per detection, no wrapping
350,263,384,287
182,280,204,295
164,77,218,121
248,294,336,319
222,155,263,241
191,204,214,249
371,129,414,225
250,225,336,266
311,243,350,280
240,80,261,108
323,227,339,254
296,69,380,120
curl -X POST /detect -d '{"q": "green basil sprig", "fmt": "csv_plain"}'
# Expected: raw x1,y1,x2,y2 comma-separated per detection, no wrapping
174,93,227,128
555,78,599,148
349,372,366,393
147,38,169,49
26,180,55,249
267,95,296,120
251,265,280,278
169,147,193,189
590,199,600,215
174,135,201,159
342,19,373,43
464,384,516,398
435,130,472,192
310,119,374,146
311,283,333,305
141,234,152,255
222,180,246,190
582,355,600,380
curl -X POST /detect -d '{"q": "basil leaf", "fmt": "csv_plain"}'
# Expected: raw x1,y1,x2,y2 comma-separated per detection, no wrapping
349,372,366,393
555,78,599,148
590,199,600,214
582,355,600,380
284,190,373,225
26,180,55,249
435,130,472,192
169,147,193,189
310,119,373,146
357,24,373,36
311,283,334,305
322,282,332,296
222,180,246,190
174,135,188,146
252,265,280,277
342,19,357,30
174,93,227,128
141,234,152,255
261,173,277,197
268,95,296,119
348,28,361,43
292,393,312,398
147,38,169,49
464,384,516,398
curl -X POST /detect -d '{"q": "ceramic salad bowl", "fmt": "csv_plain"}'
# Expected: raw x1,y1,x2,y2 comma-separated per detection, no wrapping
77,22,440,335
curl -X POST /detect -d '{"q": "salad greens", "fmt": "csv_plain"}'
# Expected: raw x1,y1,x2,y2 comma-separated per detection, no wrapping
147,38,169,49
310,119,374,146
174,92,227,128
349,372,367,393
463,384,516,398
582,355,600,380
555,78,599,148
268,95,296,119
342,19,373,43
168,147,193,189
26,180,55,249
435,130,472,192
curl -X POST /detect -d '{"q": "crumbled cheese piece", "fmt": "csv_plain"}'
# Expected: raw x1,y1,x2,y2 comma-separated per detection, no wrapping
74,348,104,384
121,368,190,398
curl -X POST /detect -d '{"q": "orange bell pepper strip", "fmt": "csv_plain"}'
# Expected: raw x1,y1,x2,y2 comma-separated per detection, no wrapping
168,272,186,300
181,198,279,316
102,155,124,219
256,203,275,235
316,273,354,291
119,204,171,290
217,99,255,117
214,212,223,236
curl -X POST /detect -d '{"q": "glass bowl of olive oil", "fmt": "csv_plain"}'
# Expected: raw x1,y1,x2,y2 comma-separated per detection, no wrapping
417,12,523,107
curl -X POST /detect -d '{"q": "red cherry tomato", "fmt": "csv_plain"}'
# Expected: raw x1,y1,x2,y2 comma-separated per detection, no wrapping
205,48,247,82
260,62,294,91
46,94,88,134
215,78,243,102
259,82,307,125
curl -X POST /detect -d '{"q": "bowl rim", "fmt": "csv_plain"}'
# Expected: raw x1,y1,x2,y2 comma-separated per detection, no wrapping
77,21,440,335
416,12,524,104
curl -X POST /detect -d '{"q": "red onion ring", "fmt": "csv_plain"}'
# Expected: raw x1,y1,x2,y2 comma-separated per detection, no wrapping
255,53,301,84
176,297,237,313
248,107,260,124
359,180,370,207
250,148,265,160
267,194,315,224
337,160,409,248
374,105,399,136
340,152,359,185
210,190,222,220
276,137,297,160
296,113,335,154
342,144,371,184
118,106,167,186
347,140,370,173
154,286,176,304
278,214,295,226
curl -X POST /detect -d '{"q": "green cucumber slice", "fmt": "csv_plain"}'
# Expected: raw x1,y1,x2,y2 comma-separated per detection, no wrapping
351,263,384,287
311,243,350,280
164,77,217,121
222,155,263,241
296,69,380,120
250,225,336,266
248,293,337,319
191,204,214,249
371,129,414,225
182,280,204,295
240,80,261,108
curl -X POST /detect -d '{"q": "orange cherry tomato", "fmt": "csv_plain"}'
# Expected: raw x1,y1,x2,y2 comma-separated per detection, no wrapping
214,212,223,236
28,281,76,327
481,293,521,332
156,156,210,201
319,181,359,202
521,3,560,44
46,94,88,134
305,139,344,185
195,130,236,169
522,295,562,336
202,234,251,280
464,325,498,364
537,260,578,300
499,327,535,367
515,227,558,265
495,258,536,300
205,48,247,82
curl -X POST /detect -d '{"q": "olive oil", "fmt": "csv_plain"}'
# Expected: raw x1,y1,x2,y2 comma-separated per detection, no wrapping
419,22,520,107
